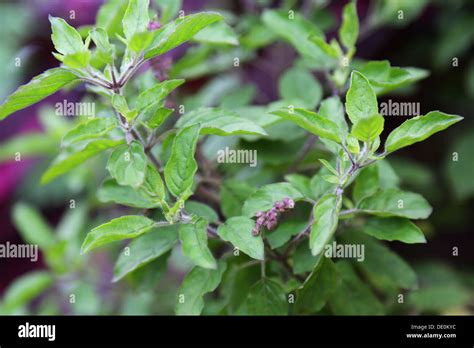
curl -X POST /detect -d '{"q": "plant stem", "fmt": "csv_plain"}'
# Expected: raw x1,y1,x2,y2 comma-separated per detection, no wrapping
238,260,261,270
341,143,356,166
206,225,219,238
339,208,359,216
80,77,112,89
118,57,145,87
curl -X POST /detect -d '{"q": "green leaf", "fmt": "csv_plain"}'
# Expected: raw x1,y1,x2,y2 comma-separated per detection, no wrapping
342,230,418,290
220,180,256,218
176,107,267,136
308,35,339,59
107,141,147,188
293,242,320,275
266,220,307,249
41,139,124,184
240,20,277,49
193,22,239,46
408,286,471,313
96,0,128,37
122,0,150,40
385,111,463,153
1,271,53,314
125,251,170,291
171,47,254,80
49,16,84,55
175,261,227,315
351,113,384,142
0,68,78,120
278,66,322,109
89,28,114,65
358,188,432,219
339,1,359,51
136,79,184,111
0,133,57,161
97,178,158,208
129,31,155,52
246,278,288,315
369,60,426,84
377,160,400,189
295,258,339,314
155,0,182,23
217,216,264,260
364,217,426,244
63,50,91,69
319,159,339,176
372,0,428,27
262,10,329,68
139,163,165,201
67,283,101,315
81,215,157,254
113,225,178,281
179,219,216,269
242,182,303,217
164,124,200,198
319,96,348,135
220,85,256,108
345,71,378,125
56,203,88,244
309,194,341,256
62,117,117,146
322,174,339,184
141,106,174,129
346,134,360,154
219,262,261,314
310,167,337,199
329,261,384,315
111,94,137,122
353,165,379,203
185,201,218,223
358,60,429,95
284,174,311,198
145,12,224,59
12,203,56,250
270,108,341,143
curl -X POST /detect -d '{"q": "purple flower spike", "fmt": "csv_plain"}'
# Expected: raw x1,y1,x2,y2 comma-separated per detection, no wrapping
266,210,277,219
283,197,295,209
148,21,161,31
274,201,285,212
265,220,275,230
252,197,296,236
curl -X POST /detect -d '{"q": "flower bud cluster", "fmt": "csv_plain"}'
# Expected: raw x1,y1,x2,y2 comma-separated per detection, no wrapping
251,197,295,236
148,20,161,31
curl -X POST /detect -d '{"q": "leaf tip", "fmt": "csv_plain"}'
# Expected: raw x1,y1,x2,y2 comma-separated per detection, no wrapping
80,237,92,255
39,173,52,186
111,274,121,283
